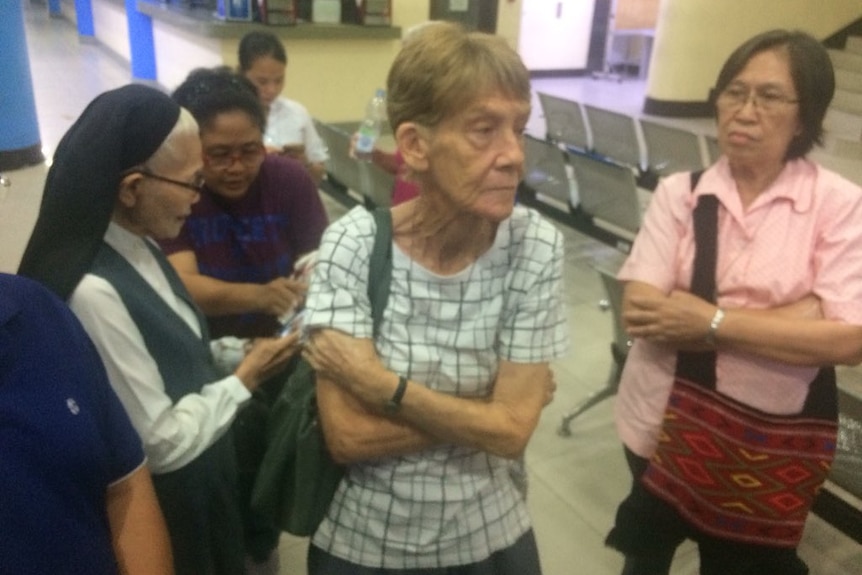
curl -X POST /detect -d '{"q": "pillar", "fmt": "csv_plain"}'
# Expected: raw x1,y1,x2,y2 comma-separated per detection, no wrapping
75,0,95,37
0,1,44,171
125,0,157,80
48,0,62,17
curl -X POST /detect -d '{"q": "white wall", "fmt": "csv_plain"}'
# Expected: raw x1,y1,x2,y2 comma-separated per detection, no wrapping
518,0,596,71
92,0,130,62
152,22,222,93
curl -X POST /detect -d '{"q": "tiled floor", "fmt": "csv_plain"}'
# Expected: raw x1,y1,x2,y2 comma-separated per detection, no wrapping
4,6,860,574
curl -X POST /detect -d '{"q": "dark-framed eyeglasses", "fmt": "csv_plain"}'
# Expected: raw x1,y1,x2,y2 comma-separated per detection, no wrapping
716,83,799,113
203,143,266,170
135,168,205,193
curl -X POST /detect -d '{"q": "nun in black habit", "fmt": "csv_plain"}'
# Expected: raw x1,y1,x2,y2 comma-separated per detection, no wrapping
18,84,298,575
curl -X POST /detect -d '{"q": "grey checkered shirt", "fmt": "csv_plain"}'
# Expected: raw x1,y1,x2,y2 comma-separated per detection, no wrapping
304,206,569,568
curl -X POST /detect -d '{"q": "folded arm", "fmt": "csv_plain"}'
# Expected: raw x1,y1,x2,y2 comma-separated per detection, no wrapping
316,376,438,464
623,280,862,366
307,330,551,463
167,250,305,317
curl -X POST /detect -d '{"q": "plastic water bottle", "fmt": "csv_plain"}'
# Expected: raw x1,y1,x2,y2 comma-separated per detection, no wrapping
355,88,387,162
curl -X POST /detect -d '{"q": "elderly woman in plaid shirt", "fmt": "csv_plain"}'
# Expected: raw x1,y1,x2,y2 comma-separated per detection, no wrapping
301,21,569,575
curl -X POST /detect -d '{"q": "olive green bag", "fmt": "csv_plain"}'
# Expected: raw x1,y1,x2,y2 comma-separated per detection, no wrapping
251,208,392,537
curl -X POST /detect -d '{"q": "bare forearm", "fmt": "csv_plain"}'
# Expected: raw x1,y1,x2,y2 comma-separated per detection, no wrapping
345,365,546,460
396,382,540,459
717,310,862,366
625,280,862,365
107,466,174,575
307,332,548,461
318,379,437,464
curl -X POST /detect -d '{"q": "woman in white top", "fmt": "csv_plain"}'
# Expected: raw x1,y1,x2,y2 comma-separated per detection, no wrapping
239,30,328,186
301,22,569,575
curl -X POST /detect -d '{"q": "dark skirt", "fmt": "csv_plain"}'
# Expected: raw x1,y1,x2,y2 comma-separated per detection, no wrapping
152,433,245,575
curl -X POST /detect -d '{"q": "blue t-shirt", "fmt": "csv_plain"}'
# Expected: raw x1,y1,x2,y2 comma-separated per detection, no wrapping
0,274,145,574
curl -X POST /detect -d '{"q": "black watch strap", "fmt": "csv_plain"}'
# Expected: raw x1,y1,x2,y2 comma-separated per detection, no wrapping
384,376,408,414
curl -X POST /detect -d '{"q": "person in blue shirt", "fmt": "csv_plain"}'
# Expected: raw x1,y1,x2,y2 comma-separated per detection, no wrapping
0,272,173,574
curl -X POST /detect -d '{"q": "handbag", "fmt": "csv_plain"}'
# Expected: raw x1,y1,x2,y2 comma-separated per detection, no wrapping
640,173,839,548
251,208,393,537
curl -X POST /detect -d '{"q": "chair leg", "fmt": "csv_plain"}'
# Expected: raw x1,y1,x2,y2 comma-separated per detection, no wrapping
558,343,625,437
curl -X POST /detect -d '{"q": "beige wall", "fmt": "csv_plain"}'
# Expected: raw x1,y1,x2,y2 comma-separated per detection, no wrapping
216,0,431,122
615,0,659,30
648,0,862,104
91,0,131,62
496,0,523,48
75,0,862,120
274,0,525,122
222,36,402,122
84,0,536,123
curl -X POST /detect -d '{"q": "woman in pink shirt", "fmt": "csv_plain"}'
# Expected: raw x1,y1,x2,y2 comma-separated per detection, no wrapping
606,30,862,575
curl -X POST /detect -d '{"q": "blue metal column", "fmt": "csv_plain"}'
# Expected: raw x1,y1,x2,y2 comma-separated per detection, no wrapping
48,0,62,17
0,1,44,170
125,0,157,81
75,0,95,37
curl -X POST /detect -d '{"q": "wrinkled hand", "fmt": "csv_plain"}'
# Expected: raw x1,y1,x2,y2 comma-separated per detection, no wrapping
235,332,300,391
302,329,387,400
624,290,715,345
258,277,307,316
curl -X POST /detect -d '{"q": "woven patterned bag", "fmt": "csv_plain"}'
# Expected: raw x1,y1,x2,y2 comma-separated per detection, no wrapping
641,179,839,548
642,373,837,546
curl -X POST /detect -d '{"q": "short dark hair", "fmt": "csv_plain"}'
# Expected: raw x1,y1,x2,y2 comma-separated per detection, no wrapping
238,31,287,71
714,29,835,160
172,66,267,133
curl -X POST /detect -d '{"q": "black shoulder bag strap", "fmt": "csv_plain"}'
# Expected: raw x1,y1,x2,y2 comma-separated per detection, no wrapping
675,170,719,386
368,208,393,336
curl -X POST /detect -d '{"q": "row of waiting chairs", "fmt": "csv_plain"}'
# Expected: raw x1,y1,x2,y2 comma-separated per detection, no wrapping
523,133,648,252
537,91,720,179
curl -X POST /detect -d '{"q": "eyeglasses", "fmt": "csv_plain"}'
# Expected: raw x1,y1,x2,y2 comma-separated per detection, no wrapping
716,84,799,113
137,168,205,193
203,143,265,170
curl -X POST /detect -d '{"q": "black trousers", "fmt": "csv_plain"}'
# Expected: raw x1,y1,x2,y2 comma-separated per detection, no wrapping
307,529,542,575
608,447,810,575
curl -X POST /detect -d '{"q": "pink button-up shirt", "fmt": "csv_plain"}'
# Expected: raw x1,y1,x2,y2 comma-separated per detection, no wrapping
616,157,862,457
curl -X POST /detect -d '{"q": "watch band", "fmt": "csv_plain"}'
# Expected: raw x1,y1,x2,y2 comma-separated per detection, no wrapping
705,307,725,346
385,375,408,414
